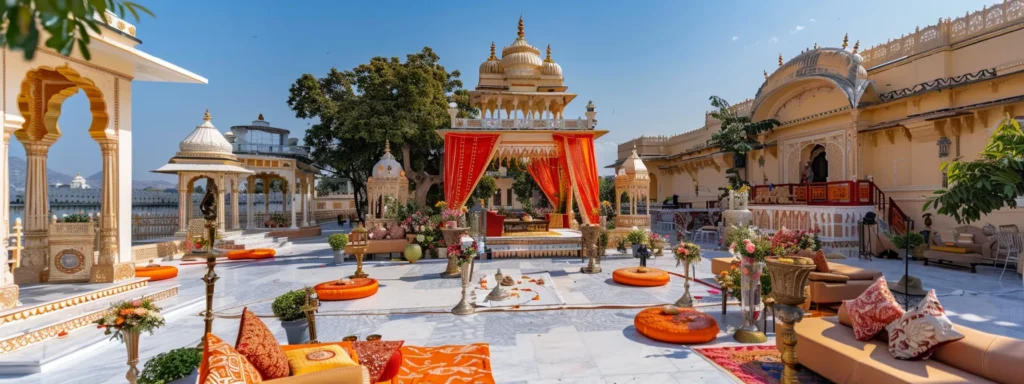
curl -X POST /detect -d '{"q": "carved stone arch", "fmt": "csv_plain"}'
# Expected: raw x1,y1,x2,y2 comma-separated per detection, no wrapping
753,48,875,122
15,65,110,143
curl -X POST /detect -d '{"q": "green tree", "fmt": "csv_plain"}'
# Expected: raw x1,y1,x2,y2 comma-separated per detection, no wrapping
599,175,615,203
472,174,498,208
506,161,540,210
289,47,476,221
1,1,152,61
315,177,347,197
707,96,780,183
924,116,1024,224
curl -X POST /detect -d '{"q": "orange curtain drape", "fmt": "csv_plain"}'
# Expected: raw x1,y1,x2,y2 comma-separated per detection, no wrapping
555,133,601,225
444,133,500,208
526,158,565,211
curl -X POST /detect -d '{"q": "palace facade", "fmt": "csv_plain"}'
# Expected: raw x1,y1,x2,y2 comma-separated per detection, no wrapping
615,2,1024,235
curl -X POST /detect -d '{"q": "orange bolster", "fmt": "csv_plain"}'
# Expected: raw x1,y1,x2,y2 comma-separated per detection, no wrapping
135,266,178,281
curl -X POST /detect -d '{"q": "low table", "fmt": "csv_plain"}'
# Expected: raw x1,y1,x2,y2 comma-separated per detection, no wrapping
503,219,550,233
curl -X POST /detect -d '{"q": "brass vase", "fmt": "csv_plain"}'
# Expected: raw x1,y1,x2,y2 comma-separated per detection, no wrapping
451,258,475,315
123,330,141,384
765,256,816,384
440,228,468,278
674,260,694,307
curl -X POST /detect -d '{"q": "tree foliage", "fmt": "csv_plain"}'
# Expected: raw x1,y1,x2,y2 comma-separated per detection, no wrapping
707,96,780,183
506,161,542,210
472,175,498,207
924,116,1024,224
599,175,615,203
0,1,152,61
288,47,475,221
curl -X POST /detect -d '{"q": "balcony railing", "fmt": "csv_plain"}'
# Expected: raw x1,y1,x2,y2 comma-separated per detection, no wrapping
450,117,592,130
751,181,877,206
234,144,311,158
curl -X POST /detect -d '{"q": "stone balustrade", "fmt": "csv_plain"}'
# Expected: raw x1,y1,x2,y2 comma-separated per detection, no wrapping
450,117,592,130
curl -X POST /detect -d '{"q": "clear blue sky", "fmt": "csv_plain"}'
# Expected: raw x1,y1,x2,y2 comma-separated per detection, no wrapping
18,0,994,181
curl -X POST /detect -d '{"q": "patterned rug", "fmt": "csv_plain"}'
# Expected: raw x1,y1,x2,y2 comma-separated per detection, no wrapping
395,343,495,383
694,345,830,384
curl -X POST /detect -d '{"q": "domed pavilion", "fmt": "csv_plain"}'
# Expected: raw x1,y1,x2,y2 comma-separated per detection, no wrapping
366,140,408,227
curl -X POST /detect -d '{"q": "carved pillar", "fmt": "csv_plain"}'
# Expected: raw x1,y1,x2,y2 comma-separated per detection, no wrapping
0,129,17,310
231,178,240,230
246,176,254,229
91,138,131,283
177,173,188,234
847,111,861,181
14,140,54,284
308,176,316,226
290,175,298,229
216,177,226,232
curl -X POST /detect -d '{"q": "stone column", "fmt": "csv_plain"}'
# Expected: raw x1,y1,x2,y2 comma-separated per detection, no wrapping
14,140,54,284
0,129,18,310
300,177,308,227
177,174,188,234
91,138,130,283
246,176,254,229
231,178,240,230
216,177,226,232
290,176,298,229
308,176,317,226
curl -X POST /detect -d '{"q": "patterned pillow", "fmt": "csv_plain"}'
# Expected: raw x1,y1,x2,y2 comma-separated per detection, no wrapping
886,290,964,360
842,276,905,341
811,250,829,273
352,340,404,383
199,334,262,384
389,225,406,239
235,308,289,379
283,344,358,376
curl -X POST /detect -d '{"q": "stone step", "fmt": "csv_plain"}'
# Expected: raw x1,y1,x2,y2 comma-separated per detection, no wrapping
0,279,150,330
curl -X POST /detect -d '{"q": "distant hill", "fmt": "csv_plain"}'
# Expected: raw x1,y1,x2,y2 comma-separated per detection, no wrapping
8,157,176,190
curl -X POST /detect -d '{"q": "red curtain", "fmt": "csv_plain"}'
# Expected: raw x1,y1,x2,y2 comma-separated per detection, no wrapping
555,134,601,225
444,133,500,208
527,158,563,210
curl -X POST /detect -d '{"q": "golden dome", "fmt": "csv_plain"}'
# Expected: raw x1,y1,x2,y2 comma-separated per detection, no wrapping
479,41,504,75
540,45,562,78
501,17,542,79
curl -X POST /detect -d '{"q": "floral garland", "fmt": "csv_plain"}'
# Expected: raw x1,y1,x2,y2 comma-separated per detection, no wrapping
94,299,165,342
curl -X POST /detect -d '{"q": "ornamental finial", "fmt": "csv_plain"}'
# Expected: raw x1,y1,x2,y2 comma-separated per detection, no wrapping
842,33,849,49
489,41,496,60
385,140,391,153
763,70,768,79
545,44,553,63
518,15,524,38
204,108,211,121
258,113,264,120
813,42,818,49
778,54,783,67
852,40,860,54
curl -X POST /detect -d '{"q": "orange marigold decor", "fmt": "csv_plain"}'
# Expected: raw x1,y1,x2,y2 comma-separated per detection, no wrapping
634,307,719,344
314,278,379,301
612,267,670,287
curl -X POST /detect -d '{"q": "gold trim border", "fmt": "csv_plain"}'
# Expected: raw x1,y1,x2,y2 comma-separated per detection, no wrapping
0,280,148,325
0,286,178,354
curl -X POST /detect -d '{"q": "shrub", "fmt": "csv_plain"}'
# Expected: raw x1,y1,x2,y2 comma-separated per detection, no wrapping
888,232,925,249
625,229,648,245
59,213,90,223
139,347,202,384
327,234,348,251
272,288,310,322
597,231,609,255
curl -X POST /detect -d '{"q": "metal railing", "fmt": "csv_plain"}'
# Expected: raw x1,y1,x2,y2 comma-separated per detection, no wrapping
234,143,311,157
132,214,179,241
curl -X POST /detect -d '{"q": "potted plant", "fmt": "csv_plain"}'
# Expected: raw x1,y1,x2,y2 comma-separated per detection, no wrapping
625,229,648,257
94,299,166,384
887,232,925,259
597,231,609,256
139,347,202,384
272,288,311,344
328,233,348,264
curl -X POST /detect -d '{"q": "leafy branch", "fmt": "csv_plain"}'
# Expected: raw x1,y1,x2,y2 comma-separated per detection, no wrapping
0,1,153,61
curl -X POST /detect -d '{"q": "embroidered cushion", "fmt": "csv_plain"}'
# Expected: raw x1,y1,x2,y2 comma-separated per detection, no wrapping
842,276,905,341
811,250,829,273
283,344,358,376
886,290,964,360
388,225,406,239
235,308,289,379
352,340,404,383
200,334,263,384
956,233,975,246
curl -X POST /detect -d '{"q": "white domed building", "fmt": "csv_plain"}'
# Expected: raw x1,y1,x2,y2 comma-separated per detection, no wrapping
366,141,408,226
154,110,253,235
69,173,90,189
614,145,651,229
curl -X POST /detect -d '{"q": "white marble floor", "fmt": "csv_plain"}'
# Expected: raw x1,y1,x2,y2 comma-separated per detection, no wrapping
2,223,1021,384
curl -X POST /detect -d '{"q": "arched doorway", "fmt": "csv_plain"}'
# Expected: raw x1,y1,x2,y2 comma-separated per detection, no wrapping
810,145,828,182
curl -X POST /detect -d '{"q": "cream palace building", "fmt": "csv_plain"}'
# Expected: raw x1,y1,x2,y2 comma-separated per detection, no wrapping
616,2,1024,239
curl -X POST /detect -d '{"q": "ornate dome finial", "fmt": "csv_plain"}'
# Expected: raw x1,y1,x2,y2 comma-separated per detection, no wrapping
763,70,768,79
852,40,860,54
204,108,211,121
489,41,497,60
842,33,849,49
813,42,818,49
544,44,553,63
778,54,783,67
258,113,264,120
385,139,391,153
518,16,524,38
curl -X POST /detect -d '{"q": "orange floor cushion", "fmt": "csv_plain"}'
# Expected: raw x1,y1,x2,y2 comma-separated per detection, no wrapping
314,278,379,301
634,307,719,344
226,248,277,260
612,267,670,287
134,265,178,281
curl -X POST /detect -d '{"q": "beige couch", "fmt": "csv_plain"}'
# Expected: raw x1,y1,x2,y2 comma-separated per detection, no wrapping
712,257,882,305
782,304,1024,383
922,226,997,273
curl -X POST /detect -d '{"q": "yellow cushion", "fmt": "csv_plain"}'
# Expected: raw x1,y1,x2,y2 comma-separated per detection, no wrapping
931,245,968,254
284,344,358,376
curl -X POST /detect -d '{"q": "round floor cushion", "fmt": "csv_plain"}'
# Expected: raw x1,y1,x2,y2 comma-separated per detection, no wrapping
226,249,277,260
134,265,178,281
634,307,719,344
612,267,670,287
314,278,379,301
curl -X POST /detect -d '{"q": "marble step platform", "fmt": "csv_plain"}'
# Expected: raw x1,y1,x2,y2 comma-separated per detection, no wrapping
0,279,150,328
0,282,180,374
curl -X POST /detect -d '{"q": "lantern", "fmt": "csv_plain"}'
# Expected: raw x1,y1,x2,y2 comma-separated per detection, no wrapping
937,136,951,158
349,224,369,278
468,199,487,250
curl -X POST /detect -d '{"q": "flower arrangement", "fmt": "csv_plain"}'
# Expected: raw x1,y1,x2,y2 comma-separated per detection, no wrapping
769,227,822,256
401,210,432,234
731,235,772,262
648,233,668,246
674,242,702,267
189,238,208,252
714,262,772,300
448,241,480,267
600,200,616,221
434,201,448,210
94,299,165,341
725,184,751,194
441,207,467,229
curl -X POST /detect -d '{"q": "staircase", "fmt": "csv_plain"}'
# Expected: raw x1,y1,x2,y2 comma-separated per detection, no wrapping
217,231,290,250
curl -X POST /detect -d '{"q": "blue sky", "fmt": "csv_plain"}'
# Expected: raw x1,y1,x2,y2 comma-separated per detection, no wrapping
22,0,995,180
